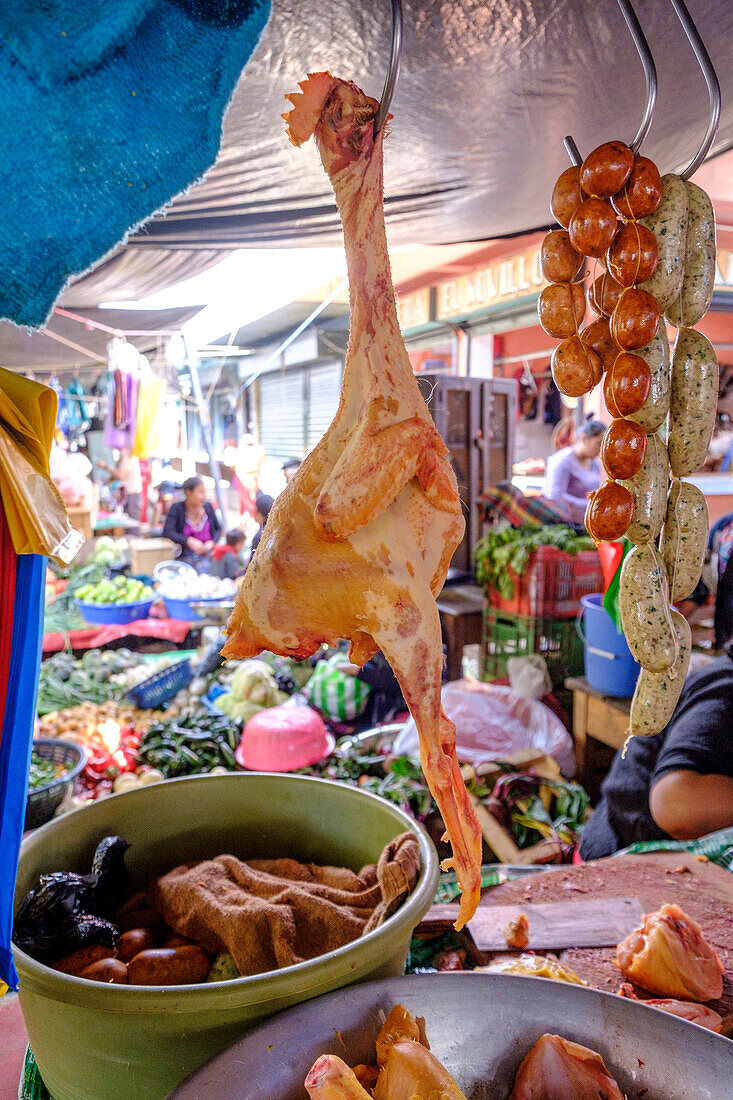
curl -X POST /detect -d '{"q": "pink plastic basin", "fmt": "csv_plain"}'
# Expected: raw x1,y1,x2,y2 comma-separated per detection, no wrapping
235,704,335,771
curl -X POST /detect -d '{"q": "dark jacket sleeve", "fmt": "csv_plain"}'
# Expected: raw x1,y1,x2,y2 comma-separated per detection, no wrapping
162,501,187,549
206,502,222,545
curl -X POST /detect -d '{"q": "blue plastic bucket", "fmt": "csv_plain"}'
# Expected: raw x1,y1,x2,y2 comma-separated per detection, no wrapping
579,594,640,698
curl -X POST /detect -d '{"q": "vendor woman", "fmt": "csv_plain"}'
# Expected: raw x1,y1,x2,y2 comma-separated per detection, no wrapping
580,651,733,859
162,476,221,572
542,418,605,525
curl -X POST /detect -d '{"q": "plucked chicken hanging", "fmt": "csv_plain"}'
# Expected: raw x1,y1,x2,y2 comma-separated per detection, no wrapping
222,72,481,928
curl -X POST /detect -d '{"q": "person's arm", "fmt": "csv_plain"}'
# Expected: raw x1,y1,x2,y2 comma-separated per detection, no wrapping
162,503,188,550
207,504,222,545
650,771,733,839
648,681,733,841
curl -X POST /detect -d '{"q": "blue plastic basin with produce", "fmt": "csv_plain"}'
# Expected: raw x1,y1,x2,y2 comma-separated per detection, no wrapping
74,575,155,625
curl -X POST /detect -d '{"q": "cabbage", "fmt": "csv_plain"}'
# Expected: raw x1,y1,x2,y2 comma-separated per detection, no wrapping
218,693,264,723
230,660,279,705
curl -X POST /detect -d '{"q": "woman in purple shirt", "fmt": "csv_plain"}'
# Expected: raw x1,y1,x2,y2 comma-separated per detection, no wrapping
542,419,605,526
162,476,221,571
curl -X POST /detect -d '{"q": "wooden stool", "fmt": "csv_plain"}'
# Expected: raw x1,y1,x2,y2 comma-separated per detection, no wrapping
565,675,631,790
436,584,485,681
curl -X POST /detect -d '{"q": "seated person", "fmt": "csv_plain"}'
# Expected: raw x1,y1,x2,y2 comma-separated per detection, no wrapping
250,491,274,555
580,651,733,859
162,476,221,573
542,418,604,525
211,529,246,581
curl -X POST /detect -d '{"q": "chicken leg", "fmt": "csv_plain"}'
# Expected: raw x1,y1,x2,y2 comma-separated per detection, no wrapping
222,72,481,928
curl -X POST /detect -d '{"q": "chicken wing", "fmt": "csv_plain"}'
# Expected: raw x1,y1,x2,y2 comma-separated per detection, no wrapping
222,72,481,927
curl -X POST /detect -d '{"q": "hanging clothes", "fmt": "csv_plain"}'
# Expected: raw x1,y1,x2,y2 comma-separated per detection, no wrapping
104,338,140,451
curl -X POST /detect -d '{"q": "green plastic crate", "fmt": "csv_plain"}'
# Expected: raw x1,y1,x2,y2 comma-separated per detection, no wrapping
480,606,584,686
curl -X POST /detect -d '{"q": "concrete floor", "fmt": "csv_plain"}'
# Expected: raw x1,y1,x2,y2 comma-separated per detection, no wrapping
0,994,29,1100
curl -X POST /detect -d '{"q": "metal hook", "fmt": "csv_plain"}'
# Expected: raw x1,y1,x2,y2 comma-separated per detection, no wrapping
669,0,721,179
564,0,657,166
617,0,657,152
374,0,403,135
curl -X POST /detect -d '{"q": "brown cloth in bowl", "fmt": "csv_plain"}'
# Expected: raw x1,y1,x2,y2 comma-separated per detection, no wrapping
147,832,420,977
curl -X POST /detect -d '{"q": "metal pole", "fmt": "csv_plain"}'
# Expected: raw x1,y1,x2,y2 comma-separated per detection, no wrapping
183,339,229,530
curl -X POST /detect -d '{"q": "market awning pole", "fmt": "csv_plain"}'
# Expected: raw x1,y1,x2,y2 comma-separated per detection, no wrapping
237,279,348,396
183,339,229,530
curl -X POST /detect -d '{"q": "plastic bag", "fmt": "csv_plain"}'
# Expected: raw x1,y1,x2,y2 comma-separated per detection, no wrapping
0,368,83,563
305,653,371,721
507,655,552,700
393,679,575,776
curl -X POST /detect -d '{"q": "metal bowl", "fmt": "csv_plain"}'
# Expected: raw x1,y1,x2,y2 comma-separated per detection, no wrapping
335,722,406,757
188,600,235,625
170,972,730,1100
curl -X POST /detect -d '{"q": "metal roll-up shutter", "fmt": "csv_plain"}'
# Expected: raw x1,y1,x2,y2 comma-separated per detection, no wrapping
306,361,342,452
258,368,305,461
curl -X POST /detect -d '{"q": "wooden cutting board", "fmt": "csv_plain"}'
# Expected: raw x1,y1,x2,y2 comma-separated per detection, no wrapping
428,896,644,951
473,853,733,1027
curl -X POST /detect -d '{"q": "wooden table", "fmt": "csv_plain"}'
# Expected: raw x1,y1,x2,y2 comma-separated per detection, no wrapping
565,675,631,789
476,851,733,1029
437,583,485,681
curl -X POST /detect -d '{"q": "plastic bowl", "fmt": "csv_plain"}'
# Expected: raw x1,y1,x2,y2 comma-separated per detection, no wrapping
13,773,438,1100
74,597,153,625
236,706,335,771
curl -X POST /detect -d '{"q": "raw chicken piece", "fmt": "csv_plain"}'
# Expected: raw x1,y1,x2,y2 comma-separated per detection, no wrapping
619,982,722,1031
305,1055,372,1099
503,912,530,949
222,71,481,928
509,1034,624,1100
373,1041,468,1100
375,1004,427,1066
615,902,723,1001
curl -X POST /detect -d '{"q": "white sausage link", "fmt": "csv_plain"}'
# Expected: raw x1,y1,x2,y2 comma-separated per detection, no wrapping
668,328,718,477
661,479,708,602
619,543,678,673
629,609,691,737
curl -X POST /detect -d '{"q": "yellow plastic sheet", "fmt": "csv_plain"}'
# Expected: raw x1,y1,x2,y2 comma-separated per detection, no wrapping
0,367,84,562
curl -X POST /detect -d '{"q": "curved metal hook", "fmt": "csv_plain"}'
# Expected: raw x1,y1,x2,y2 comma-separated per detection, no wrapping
374,0,403,135
564,0,656,167
616,0,657,152
669,0,721,179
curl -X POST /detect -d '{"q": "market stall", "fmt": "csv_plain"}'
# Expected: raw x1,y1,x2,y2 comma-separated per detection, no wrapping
3,1,733,1098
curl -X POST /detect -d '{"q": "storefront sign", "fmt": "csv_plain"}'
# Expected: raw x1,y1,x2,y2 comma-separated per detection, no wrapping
436,246,545,322
397,287,432,331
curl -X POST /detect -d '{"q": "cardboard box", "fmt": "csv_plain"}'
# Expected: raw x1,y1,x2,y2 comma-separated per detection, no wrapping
129,537,176,576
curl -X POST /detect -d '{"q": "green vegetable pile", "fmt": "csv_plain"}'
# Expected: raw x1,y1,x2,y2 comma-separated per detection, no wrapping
37,650,142,715
217,659,287,722
138,712,240,777
44,562,109,634
473,525,595,599
87,536,129,567
28,750,67,790
75,575,153,606
303,751,435,822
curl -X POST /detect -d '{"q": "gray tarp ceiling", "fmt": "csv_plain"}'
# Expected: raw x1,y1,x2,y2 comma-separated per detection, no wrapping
0,306,202,373
65,0,733,309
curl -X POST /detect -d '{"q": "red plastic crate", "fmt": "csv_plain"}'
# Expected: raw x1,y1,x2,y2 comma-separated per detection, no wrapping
485,545,603,619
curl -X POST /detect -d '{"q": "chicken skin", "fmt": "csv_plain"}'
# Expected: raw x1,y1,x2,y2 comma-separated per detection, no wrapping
615,902,723,1001
222,72,481,927
509,1034,624,1100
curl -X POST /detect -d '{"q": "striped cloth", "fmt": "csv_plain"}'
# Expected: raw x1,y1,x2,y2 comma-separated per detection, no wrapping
478,481,574,529
305,653,371,722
